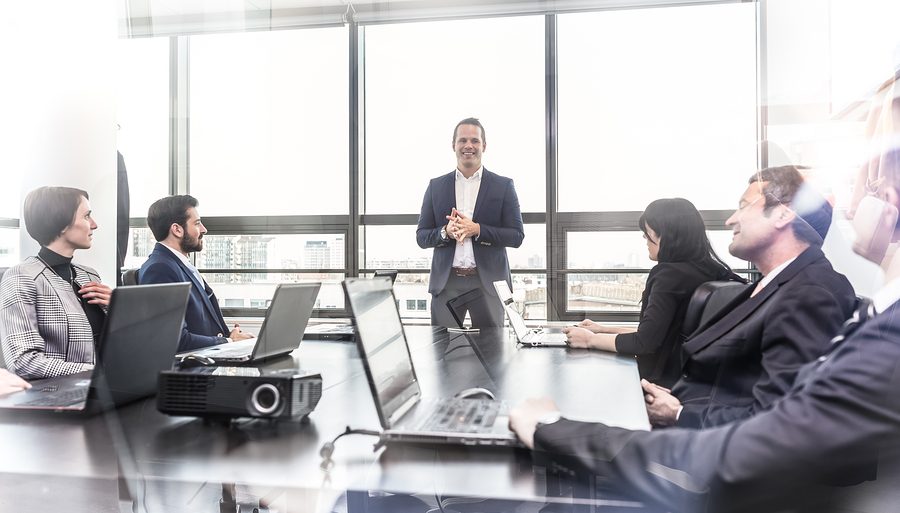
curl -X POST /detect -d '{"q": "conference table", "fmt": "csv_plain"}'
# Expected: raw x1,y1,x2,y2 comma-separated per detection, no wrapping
0,326,649,512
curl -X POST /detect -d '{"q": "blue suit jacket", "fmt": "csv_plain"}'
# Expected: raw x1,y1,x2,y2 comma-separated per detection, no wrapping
416,168,524,297
138,243,228,352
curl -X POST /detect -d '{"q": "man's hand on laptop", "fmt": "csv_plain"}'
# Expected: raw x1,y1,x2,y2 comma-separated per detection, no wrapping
509,397,561,449
229,324,254,341
0,369,30,396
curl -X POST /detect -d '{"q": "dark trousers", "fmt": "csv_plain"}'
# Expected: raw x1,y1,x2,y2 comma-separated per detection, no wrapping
431,272,505,328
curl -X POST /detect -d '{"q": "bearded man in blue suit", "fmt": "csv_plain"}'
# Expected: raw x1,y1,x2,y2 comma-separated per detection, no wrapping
416,118,525,328
139,195,253,352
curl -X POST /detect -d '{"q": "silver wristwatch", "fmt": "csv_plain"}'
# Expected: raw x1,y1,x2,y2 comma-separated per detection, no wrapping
440,226,448,240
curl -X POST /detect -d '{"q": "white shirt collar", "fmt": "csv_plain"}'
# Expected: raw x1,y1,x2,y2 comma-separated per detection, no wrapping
160,242,195,270
455,166,483,182
873,276,900,314
755,255,798,291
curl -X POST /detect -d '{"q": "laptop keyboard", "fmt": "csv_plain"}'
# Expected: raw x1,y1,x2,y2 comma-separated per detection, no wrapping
21,388,88,407
418,398,501,433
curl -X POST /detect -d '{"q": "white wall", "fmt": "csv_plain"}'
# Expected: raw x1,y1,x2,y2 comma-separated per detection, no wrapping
1,0,118,282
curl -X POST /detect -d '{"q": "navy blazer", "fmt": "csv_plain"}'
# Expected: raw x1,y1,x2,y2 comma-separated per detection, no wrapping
534,298,900,512
672,247,856,428
138,243,228,352
416,168,524,296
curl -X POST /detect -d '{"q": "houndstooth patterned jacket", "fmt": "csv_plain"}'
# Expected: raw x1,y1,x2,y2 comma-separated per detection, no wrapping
0,257,106,379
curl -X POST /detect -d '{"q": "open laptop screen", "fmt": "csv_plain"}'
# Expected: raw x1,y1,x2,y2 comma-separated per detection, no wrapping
344,278,419,427
492,280,530,339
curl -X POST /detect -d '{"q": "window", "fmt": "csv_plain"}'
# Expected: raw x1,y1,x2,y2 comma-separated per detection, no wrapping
0,228,18,268
196,234,346,311
116,37,170,218
556,3,757,212
363,16,545,215
189,28,349,215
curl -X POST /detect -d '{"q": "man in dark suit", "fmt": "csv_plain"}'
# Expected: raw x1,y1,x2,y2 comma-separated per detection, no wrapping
508,156,900,511
638,166,855,429
139,195,253,352
416,117,524,328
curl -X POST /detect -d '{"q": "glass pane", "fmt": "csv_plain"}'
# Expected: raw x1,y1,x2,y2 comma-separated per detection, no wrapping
364,225,434,270
196,234,345,273
567,230,748,270
125,227,156,271
189,28,348,215
567,232,654,269
116,37,170,218
392,272,431,320
511,273,547,321
557,3,757,212
509,224,546,270
0,228,19,268
364,16,545,214
203,272,345,310
568,273,648,312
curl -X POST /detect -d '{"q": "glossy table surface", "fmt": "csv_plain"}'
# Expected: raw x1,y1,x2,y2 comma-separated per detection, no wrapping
0,326,649,511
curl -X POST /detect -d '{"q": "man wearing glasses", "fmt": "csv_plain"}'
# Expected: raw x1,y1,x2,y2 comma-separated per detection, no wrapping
139,195,253,352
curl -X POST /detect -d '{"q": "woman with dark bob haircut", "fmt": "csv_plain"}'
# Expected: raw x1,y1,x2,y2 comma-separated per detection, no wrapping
0,186,111,380
563,198,744,388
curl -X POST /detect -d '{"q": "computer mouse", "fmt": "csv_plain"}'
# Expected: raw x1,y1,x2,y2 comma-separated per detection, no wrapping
178,354,216,368
454,387,496,400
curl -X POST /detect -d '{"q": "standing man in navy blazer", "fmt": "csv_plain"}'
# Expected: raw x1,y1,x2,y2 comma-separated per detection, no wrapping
417,118,525,328
139,195,253,352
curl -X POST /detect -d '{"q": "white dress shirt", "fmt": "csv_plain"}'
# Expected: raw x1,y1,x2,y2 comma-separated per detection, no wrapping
751,255,798,297
452,167,483,268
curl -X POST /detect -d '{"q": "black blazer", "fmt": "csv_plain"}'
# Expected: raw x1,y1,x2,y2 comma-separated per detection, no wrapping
533,298,900,513
138,243,229,352
615,262,743,388
672,247,856,428
415,168,524,297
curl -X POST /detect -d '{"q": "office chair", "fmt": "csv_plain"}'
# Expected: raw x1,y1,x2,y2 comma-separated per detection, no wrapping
121,268,139,286
681,280,749,339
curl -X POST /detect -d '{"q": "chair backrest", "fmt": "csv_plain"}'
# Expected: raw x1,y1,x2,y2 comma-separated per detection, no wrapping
121,268,139,286
681,280,749,339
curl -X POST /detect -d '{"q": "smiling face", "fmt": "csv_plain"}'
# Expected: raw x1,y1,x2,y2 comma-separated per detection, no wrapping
726,182,781,263
453,123,486,173
58,196,97,251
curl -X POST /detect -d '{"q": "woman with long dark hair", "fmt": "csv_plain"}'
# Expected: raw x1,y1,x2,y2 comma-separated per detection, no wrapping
0,186,111,380
564,198,744,387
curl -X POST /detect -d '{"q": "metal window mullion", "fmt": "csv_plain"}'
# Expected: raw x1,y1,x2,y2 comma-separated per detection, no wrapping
170,36,190,196
545,13,562,322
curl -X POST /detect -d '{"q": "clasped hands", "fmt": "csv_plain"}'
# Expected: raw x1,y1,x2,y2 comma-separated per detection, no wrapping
445,207,480,243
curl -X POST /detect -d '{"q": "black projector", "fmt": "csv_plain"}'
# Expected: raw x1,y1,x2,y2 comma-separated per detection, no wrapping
157,366,322,419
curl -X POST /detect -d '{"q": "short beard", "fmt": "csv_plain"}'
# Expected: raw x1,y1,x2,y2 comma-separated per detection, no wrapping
180,235,203,254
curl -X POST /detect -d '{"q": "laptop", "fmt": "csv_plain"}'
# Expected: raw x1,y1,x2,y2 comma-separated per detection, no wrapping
178,283,320,364
492,280,568,347
343,277,519,446
0,283,190,412
304,271,398,341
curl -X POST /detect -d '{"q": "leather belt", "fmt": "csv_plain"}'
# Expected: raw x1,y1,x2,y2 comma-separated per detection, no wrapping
452,267,477,277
